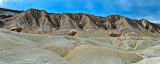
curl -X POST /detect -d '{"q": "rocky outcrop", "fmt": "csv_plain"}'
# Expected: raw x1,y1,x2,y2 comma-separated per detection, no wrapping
1,9,57,33
9,27,23,32
0,8,22,19
0,20,3,28
1,8,160,33
70,30,109,38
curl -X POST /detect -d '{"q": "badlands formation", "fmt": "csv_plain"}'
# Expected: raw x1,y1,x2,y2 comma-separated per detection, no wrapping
0,8,160,64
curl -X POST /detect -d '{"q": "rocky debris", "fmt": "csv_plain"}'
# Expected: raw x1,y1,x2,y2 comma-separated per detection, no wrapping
109,32,123,37
65,45,143,64
68,31,78,36
8,27,55,35
0,8,159,33
21,29,39,34
46,33,53,35
9,27,39,34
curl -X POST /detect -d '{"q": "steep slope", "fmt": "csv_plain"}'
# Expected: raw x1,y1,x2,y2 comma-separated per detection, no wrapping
0,20,3,28
104,15,160,33
0,8,22,19
1,9,58,33
1,8,160,33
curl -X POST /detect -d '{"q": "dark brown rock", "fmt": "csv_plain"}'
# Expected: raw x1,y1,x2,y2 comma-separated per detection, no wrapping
68,31,78,36
9,27,23,32
109,32,123,37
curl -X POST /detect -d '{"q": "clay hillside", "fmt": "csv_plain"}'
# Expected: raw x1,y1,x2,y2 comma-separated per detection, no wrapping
1,8,160,64
0,8,23,19
0,8,160,33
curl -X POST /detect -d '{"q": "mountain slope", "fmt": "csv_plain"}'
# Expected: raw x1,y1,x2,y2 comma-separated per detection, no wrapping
0,8,23,19
1,8,160,33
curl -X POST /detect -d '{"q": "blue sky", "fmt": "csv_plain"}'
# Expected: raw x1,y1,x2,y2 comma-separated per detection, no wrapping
0,0,160,23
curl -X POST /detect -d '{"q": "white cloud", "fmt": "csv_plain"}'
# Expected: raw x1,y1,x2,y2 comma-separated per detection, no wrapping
64,0,74,9
0,0,22,7
118,0,135,11
0,0,2,5
150,20,160,23
0,0,7,6
144,16,154,20
85,1,95,12
143,16,160,23
158,11,160,14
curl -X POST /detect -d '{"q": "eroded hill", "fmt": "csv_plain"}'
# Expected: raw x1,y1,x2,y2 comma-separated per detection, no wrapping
0,8,160,33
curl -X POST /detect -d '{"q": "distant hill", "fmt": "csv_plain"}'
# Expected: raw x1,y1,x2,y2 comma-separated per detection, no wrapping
0,8,23,19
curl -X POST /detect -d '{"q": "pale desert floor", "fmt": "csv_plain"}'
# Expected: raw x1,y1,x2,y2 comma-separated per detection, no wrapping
0,28,160,64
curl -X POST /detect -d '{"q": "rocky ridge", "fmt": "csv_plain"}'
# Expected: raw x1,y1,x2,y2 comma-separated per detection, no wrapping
0,8,23,19
0,8,160,33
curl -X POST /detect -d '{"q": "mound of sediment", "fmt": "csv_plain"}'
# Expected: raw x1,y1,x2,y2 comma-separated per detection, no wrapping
133,57,160,64
65,45,143,64
0,28,160,63
138,45,160,55
0,36,70,64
